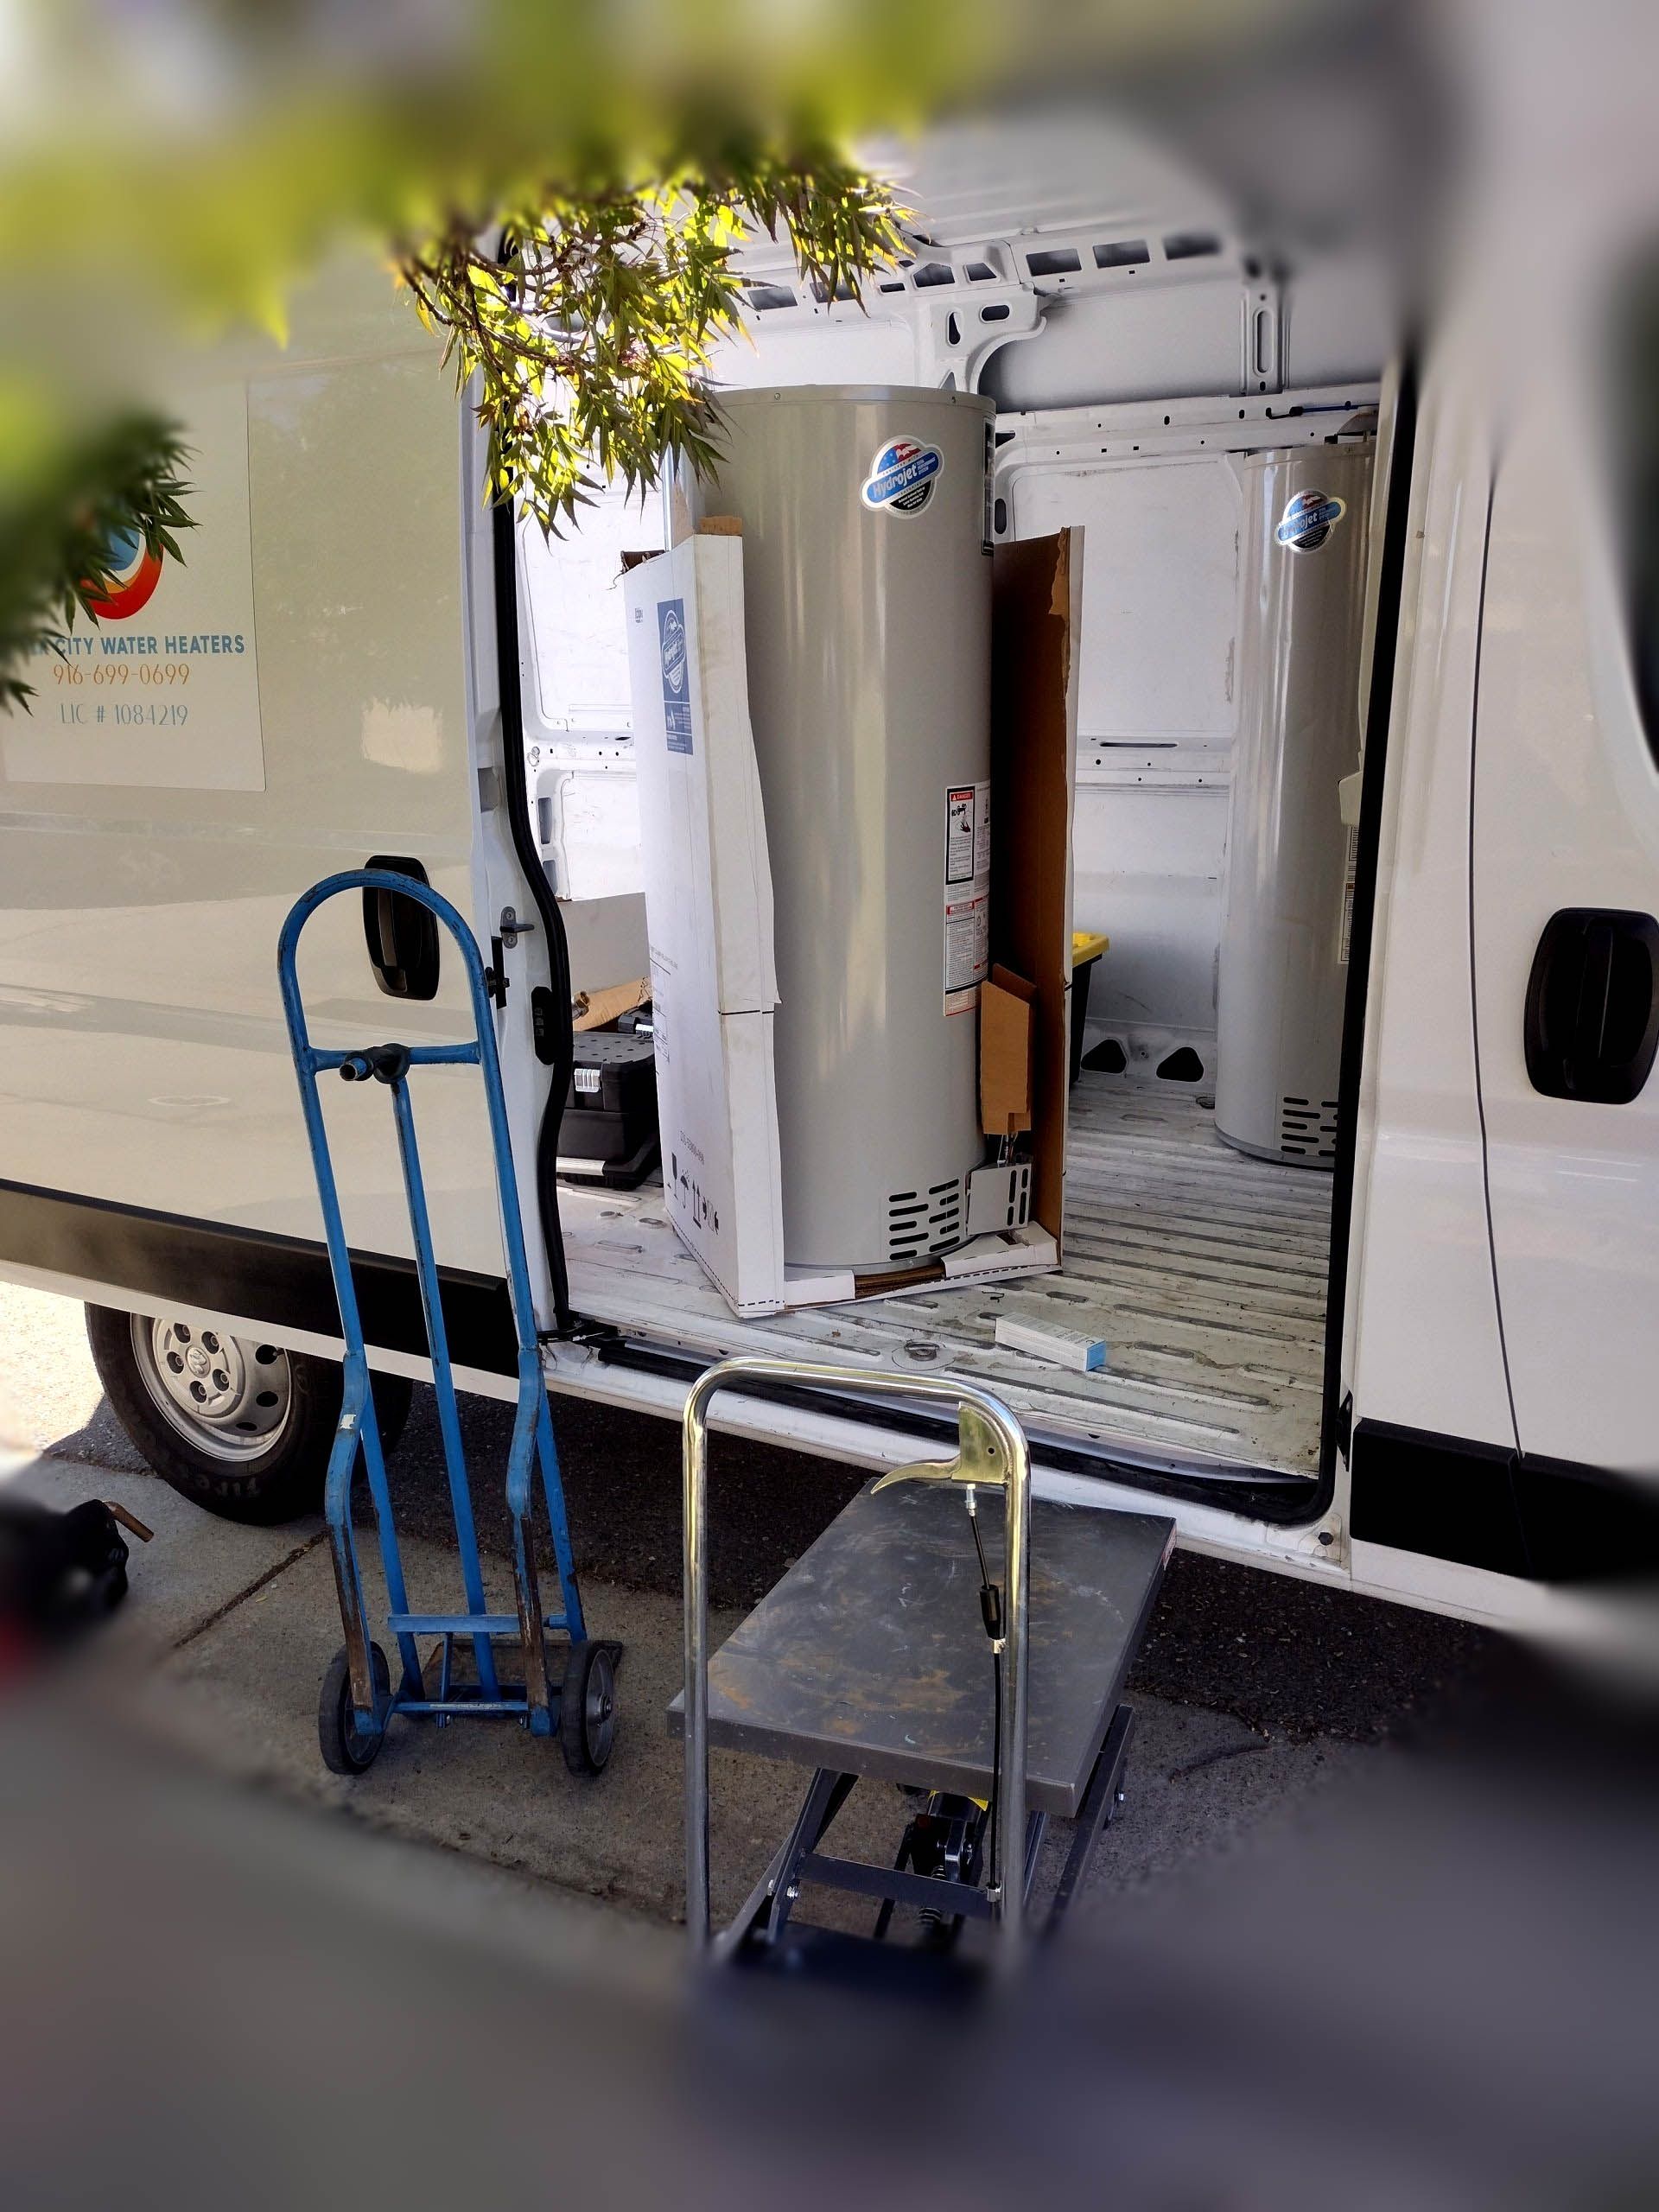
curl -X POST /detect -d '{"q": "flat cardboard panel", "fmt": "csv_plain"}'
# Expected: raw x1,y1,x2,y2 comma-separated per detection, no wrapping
626,537,776,1018
625,537,785,1312
990,531,1082,1242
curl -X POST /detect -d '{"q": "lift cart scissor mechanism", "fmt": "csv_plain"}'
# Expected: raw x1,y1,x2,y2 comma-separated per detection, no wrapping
279,868,618,1780
679,1357,1174,1980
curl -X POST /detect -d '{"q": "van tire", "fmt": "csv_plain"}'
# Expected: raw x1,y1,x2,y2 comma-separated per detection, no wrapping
85,1306,412,1527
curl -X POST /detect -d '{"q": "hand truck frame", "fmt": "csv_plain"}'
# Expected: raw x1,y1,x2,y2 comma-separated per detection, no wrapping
278,868,616,1779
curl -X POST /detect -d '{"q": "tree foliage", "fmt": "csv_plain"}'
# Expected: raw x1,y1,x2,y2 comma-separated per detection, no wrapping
0,416,194,711
0,0,1252,702
396,149,907,535
0,147,903,706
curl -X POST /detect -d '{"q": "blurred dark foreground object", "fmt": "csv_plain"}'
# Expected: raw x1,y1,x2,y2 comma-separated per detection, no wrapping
0,1496,150,1658
1,1642,1656,2211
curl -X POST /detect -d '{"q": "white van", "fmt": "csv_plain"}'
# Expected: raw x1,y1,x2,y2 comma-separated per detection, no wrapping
1,105,1653,1633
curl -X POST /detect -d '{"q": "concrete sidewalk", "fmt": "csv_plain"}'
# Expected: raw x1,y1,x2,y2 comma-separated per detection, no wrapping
2,1282,1475,1936
7,1433,1363,1935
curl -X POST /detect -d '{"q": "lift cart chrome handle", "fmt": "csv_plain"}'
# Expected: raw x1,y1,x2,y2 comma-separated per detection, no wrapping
681,1357,1033,1969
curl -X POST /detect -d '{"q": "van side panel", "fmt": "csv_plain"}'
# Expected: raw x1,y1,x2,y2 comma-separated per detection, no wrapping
0,258,509,1328
1471,338,1659,1478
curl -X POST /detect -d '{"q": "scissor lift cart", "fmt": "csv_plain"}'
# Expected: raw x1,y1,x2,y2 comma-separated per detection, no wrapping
677,1357,1173,1982
279,869,619,1780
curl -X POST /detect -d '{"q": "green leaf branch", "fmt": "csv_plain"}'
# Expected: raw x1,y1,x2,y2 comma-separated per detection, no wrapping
395,147,908,535
0,415,194,712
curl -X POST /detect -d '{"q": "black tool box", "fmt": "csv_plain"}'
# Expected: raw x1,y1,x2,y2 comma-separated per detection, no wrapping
558,1030,659,1189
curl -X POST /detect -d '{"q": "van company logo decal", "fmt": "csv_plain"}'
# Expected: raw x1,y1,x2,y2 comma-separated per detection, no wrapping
85,523,164,620
861,436,943,517
1274,487,1347,554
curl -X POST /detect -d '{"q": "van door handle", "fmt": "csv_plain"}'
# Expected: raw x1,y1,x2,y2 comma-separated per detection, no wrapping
362,855,440,1001
1523,907,1659,1103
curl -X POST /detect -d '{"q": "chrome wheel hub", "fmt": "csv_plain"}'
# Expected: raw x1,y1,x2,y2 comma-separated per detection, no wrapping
130,1315,295,1463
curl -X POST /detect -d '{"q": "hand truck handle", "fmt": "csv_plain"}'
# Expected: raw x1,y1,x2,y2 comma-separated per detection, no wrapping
681,1356,1033,1970
276,868,544,1371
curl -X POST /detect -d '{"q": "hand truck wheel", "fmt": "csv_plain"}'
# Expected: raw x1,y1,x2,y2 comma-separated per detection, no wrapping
559,1641,618,1777
319,1642,391,1776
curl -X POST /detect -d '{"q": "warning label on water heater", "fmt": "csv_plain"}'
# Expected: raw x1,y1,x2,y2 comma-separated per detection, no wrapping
944,779,992,1014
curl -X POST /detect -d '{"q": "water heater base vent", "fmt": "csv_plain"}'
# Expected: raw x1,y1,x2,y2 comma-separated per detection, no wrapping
886,1175,966,1263
1279,1096,1338,1160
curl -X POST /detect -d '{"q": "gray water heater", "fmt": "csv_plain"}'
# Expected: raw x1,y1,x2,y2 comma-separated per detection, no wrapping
1215,441,1374,1167
688,386,995,1273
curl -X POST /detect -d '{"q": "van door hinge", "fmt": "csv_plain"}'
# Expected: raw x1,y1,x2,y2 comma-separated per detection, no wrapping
1335,1391,1354,1464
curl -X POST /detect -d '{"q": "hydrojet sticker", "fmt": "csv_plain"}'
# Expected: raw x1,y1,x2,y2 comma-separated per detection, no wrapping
861,435,943,517
1275,486,1347,554
657,598,692,753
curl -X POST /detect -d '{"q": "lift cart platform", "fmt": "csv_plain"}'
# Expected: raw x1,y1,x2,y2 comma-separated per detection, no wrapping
672,1479,1171,1815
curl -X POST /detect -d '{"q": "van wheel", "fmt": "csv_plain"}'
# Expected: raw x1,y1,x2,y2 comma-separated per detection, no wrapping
85,1306,411,1527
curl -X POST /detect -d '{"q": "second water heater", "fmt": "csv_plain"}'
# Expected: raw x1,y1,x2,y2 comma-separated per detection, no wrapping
1216,441,1374,1167
688,386,995,1274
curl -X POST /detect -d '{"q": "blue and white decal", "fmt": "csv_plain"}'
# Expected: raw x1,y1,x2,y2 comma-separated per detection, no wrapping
1274,486,1348,554
657,598,692,752
861,435,944,517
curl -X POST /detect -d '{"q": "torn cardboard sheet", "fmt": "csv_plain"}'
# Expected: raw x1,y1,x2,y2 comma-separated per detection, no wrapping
981,964,1036,1136
573,977,650,1032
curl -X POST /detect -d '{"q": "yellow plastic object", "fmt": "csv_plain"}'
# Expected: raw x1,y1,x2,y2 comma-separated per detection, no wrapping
1071,930,1109,969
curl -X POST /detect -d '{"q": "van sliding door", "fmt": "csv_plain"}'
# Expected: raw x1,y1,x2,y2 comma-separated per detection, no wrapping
1469,272,1659,1481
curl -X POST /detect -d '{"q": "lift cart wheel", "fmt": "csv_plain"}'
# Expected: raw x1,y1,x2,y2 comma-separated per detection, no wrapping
318,1643,391,1777
559,1642,618,1777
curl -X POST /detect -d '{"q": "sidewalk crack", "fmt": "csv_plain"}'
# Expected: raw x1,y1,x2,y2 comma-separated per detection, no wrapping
172,1528,328,1652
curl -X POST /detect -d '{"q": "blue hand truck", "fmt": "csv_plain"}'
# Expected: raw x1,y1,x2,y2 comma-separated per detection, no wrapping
277,868,618,1780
